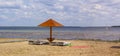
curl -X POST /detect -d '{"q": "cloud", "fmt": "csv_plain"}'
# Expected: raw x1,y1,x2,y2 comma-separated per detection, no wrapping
0,0,120,26
94,4,102,9
54,4,64,10
0,0,23,9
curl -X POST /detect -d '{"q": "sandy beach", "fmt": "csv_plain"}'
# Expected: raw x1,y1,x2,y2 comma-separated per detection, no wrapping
0,38,120,56
0,0,120,56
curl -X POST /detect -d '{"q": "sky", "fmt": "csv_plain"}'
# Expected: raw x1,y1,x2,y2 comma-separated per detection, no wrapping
0,0,120,26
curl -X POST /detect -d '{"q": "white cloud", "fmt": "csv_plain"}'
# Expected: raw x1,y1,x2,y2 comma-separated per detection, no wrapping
54,4,64,10
111,0,120,3
0,0,120,26
0,0,23,9
94,4,102,9
0,1,17,5
59,0,68,2
43,9,56,14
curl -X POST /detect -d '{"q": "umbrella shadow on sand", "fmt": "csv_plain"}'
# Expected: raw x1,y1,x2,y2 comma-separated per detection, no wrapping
111,46,120,49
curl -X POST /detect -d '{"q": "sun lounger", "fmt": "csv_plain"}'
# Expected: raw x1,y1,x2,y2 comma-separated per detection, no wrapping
50,42,71,46
28,40,71,46
28,40,49,45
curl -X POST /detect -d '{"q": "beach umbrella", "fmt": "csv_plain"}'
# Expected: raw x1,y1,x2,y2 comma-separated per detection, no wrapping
38,19,63,43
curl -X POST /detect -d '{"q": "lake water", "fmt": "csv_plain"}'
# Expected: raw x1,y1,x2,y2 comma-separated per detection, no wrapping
0,26,120,41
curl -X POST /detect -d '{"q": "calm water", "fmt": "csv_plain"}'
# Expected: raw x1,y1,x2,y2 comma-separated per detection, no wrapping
0,26,120,41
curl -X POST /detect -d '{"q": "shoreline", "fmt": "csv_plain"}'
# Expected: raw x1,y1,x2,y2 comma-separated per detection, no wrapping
0,38,120,44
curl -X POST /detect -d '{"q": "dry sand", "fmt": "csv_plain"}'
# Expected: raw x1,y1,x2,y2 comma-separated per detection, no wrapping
0,38,26,42
0,39,120,56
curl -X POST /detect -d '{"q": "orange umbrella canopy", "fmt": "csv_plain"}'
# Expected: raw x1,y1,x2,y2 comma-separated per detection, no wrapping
38,19,63,27
38,19,63,43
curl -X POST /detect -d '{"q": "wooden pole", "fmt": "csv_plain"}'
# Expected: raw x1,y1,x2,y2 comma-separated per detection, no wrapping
50,26,52,42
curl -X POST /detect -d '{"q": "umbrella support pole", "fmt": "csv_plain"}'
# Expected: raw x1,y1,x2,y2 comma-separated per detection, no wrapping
47,26,54,43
